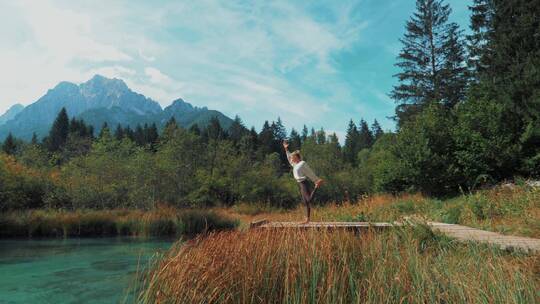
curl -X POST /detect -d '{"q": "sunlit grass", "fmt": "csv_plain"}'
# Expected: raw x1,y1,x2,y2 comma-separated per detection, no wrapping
136,227,539,303
218,186,540,237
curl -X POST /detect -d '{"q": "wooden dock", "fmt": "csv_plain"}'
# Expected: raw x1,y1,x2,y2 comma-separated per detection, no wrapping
427,222,540,253
251,220,540,253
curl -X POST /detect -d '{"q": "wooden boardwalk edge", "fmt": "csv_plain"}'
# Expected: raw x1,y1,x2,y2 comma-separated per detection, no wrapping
250,219,540,254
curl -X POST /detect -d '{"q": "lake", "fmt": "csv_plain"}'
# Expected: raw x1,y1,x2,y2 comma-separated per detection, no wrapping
0,237,173,304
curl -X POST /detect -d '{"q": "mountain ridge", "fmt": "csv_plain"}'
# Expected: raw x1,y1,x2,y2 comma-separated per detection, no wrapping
0,75,233,140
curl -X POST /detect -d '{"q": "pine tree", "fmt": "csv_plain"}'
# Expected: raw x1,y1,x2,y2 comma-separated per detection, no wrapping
165,117,178,130
316,128,327,145
358,119,374,150
47,108,69,152
310,128,316,138
467,0,494,80
391,0,467,124
289,128,302,151
189,123,201,136
206,117,226,141
114,124,125,140
134,124,145,145
124,126,135,142
301,125,309,143
229,115,247,144
30,133,39,146
272,118,287,142
258,121,274,155
146,123,159,146
2,133,17,155
371,119,384,141
162,118,179,140
441,23,469,107
99,122,110,139
343,120,360,165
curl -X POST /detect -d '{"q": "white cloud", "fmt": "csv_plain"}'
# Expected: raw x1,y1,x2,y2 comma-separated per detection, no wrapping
145,67,171,84
139,49,156,62
0,0,370,133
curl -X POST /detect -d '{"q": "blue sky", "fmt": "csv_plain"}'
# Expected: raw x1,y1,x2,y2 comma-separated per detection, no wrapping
0,0,471,139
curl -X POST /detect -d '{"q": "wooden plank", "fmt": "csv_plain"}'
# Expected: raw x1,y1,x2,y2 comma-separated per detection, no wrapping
253,220,540,253
256,221,401,232
427,222,540,253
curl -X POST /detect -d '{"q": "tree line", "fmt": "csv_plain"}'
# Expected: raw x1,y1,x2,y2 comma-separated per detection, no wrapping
1,0,538,211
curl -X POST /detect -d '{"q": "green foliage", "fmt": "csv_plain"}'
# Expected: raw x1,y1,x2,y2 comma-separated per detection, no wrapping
394,104,459,195
453,96,521,187
391,0,468,125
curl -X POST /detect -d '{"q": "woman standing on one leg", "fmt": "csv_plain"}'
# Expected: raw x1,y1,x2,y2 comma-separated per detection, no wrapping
283,140,324,223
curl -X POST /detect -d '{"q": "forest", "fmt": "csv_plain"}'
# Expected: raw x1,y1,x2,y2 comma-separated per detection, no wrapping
1,0,539,212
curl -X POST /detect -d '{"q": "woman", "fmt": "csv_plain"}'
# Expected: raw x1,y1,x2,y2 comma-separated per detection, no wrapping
282,140,323,223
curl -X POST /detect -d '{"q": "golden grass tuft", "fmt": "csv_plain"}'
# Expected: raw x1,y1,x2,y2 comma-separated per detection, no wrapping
136,227,539,304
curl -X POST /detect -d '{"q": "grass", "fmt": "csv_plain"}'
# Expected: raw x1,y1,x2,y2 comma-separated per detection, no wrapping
0,207,239,238
218,185,540,238
136,227,539,303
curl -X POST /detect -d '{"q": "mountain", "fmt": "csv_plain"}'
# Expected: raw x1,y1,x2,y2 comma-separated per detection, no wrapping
160,98,233,130
0,75,233,139
0,104,24,126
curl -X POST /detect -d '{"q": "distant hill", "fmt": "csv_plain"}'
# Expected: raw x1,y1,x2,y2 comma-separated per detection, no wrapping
0,75,233,140
0,104,24,126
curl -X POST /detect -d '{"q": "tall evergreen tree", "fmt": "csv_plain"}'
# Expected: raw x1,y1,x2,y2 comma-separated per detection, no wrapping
301,125,309,143
189,123,201,136
134,124,145,145
316,128,326,145
258,121,274,155
47,108,69,152
343,120,359,165
371,119,384,141
272,118,287,142
391,0,467,124
229,115,248,144
146,123,159,146
206,117,226,141
467,0,494,80
114,124,125,140
2,133,17,155
358,119,374,150
124,126,135,142
288,128,302,151
99,122,110,139
441,23,469,107
162,118,179,140
30,133,39,146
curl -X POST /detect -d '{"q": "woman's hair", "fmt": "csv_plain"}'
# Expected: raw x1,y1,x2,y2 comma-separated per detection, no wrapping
291,150,302,160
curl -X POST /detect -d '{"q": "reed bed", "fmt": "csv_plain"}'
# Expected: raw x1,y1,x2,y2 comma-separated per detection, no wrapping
136,227,539,304
0,207,238,238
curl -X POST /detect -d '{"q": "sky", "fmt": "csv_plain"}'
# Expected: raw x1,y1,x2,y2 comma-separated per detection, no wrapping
0,0,472,139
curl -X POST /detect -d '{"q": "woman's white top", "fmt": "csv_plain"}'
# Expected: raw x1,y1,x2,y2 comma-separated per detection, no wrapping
286,151,320,183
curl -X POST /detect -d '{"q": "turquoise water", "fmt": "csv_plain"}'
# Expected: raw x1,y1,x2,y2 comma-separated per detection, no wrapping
0,238,173,304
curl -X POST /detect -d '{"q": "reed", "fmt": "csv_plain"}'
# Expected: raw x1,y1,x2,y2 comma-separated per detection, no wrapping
0,207,238,238
136,227,539,303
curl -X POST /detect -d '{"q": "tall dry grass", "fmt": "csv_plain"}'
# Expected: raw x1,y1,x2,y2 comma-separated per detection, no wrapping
220,186,540,237
136,227,539,304
0,207,238,238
